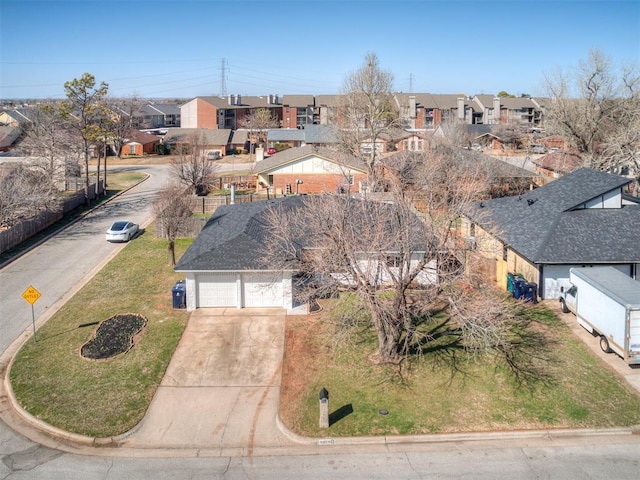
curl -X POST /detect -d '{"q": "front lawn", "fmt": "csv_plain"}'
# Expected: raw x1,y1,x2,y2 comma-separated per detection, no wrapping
279,299,640,437
9,228,192,438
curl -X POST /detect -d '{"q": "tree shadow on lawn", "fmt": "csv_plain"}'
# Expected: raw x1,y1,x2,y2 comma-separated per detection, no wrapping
404,312,559,388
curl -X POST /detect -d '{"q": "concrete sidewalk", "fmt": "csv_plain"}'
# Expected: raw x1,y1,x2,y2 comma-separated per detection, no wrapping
120,308,296,454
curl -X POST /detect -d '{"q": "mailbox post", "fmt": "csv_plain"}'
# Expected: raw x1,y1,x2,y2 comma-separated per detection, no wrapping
319,387,329,428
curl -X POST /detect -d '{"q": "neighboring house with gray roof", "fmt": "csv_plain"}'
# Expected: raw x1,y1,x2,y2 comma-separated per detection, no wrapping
162,127,232,157
133,103,181,129
266,124,339,148
252,145,367,195
462,168,640,300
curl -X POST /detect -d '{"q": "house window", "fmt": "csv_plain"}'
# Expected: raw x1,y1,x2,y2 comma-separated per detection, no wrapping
385,254,402,267
346,175,354,185
502,245,508,261
268,175,274,186
128,144,136,155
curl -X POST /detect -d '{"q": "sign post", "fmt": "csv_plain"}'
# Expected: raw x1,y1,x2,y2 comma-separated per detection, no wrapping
21,285,41,343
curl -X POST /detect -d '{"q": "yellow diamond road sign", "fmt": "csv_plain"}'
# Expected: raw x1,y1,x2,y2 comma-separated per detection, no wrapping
22,285,41,305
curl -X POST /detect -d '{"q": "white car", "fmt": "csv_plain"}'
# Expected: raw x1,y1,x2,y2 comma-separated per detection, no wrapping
105,221,139,242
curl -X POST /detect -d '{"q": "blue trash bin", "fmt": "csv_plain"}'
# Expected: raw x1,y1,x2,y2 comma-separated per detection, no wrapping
172,280,186,309
523,282,538,303
513,279,526,299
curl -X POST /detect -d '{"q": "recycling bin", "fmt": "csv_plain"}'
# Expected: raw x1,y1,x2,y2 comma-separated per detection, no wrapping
172,280,186,309
513,278,526,300
523,282,538,304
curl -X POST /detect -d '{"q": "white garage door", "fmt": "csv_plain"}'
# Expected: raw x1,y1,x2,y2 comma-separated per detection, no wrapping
543,264,632,300
542,265,572,300
197,273,238,307
242,273,283,308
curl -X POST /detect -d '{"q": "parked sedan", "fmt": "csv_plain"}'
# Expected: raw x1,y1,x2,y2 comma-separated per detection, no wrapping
105,221,139,242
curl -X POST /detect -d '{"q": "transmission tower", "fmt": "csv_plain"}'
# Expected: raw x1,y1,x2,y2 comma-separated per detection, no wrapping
219,58,228,97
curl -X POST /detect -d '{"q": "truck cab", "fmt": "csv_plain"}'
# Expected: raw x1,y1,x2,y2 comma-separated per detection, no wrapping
559,285,577,314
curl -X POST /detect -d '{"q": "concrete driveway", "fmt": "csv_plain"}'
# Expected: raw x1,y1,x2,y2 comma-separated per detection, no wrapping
123,308,294,453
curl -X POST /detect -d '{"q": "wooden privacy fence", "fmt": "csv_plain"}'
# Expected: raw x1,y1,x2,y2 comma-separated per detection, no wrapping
188,193,270,214
0,180,104,254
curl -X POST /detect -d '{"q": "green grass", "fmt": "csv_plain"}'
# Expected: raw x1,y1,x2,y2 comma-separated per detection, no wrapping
280,300,640,437
9,230,192,438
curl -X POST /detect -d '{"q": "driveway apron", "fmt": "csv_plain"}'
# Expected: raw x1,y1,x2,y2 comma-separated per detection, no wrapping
123,308,292,451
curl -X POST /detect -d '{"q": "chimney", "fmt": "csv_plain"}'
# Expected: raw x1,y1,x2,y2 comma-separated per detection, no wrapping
409,95,416,119
228,94,235,105
493,97,501,123
457,97,465,121
236,94,241,105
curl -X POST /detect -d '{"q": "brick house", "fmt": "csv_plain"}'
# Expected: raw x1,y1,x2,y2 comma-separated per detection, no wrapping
120,130,161,157
252,145,367,196
461,168,640,300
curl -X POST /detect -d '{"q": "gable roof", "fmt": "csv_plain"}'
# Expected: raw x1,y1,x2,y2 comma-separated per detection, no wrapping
469,168,640,264
175,197,301,272
253,145,367,175
126,129,161,144
176,195,429,273
163,127,232,145
533,152,582,174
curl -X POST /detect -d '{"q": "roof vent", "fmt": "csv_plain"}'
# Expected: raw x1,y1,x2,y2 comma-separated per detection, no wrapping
527,198,536,206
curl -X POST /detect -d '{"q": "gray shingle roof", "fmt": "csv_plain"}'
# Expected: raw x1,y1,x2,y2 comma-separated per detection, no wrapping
163,127,232,145
175,197,302,272
176,195,429,272
469,168,639,263
253,145,367,175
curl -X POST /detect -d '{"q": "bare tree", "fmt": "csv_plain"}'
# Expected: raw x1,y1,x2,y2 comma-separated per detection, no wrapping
60,73,109,205
18,103,76,191
237,108,280,155
108,96,143,159
543,49,640,188
170,131,218,194
153,183,194,266
338,52,405,190
262,150,492,364
0,165,59,227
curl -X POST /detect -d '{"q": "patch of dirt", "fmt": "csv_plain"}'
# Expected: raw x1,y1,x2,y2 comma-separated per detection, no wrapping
279,315,324,428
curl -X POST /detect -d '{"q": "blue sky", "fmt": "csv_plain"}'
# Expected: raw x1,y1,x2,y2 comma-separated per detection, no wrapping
1,0,638,100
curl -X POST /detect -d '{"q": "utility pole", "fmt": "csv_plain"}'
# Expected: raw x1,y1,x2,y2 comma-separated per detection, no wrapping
219,58,228,97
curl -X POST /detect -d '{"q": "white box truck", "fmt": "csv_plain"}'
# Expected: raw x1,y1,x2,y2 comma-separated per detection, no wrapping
559,267,640,365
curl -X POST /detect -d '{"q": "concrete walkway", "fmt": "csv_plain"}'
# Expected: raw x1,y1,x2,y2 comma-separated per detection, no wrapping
543,299,640,393
121,308,295,454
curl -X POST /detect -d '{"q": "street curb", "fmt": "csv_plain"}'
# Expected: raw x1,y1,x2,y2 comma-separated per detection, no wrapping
275,410,636,447
0,172,151,270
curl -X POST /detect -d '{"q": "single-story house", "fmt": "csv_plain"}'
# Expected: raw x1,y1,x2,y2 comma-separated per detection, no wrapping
175,199,297,311
162,127,232,158
120,130,161,156
252,145,368,195
266,124,339,149
175,195,437,311
462,167,640,300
